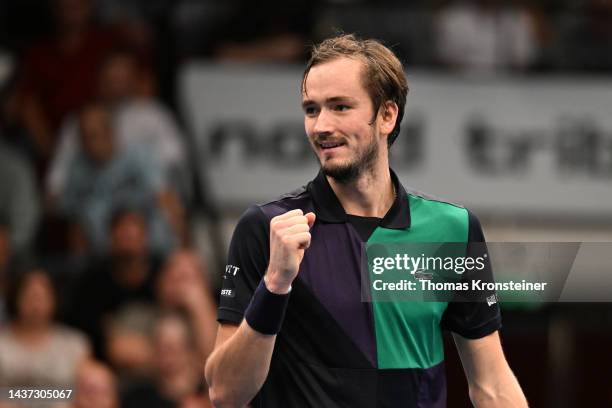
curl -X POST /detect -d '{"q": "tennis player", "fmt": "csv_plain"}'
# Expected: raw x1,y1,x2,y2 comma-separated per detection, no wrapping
205,34,527,407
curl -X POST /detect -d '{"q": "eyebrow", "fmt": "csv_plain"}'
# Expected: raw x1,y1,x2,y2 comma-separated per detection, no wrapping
301,96,358,109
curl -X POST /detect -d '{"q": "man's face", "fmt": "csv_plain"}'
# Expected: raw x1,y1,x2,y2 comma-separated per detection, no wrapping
98,54,138,103
302,57,383,183
110,212,147,258
80,106,114,165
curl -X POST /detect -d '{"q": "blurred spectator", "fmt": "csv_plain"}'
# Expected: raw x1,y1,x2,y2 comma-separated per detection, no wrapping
0,268,90,388
0,140,40,257
157,249,218,363
67,208,161,361
70,359,120,408
435,0,538,72
12,0,121,172
122,312,211,408
105,302,156,377
96,46,152,101
54,102,182,255
48,48,188,204
0,138,39,326
103,249,218,392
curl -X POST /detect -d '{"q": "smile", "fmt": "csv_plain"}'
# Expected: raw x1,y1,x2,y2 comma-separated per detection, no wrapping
318,141,346,150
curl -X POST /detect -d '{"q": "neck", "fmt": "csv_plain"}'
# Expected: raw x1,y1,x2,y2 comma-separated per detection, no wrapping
327,158,395,218
11,321,50,343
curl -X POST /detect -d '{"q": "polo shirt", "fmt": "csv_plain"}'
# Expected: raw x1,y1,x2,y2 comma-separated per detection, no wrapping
218,169,501,407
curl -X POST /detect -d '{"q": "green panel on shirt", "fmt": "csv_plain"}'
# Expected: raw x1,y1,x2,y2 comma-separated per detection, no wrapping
369,194,469,369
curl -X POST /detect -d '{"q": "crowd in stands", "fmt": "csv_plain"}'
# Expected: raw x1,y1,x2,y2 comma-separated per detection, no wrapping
0,0,611,407
0,0,215,406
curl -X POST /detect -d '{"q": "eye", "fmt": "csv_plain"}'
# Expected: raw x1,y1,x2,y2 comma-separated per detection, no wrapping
303,106,318,116
334,104,350,112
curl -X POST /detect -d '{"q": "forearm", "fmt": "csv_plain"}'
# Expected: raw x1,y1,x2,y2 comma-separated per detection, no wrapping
469,365,528,408
454,332,528,408
205,321,276,407
206,209,313,407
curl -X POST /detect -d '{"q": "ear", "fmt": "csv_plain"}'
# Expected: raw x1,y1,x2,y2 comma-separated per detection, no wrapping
378,101,399,138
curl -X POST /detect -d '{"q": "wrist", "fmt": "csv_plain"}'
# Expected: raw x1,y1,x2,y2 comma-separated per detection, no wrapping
264,273,292,295
244,279,291,335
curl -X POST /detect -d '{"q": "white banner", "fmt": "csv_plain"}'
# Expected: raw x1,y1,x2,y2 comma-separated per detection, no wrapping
180,64,612,216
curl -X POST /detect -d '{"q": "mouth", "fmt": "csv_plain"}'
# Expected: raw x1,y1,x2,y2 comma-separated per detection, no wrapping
317,141,346,152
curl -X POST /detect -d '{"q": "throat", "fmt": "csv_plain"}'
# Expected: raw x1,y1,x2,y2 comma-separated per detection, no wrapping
329,175,395,218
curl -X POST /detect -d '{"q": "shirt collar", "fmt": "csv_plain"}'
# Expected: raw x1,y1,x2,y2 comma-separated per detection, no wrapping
308,168,411,229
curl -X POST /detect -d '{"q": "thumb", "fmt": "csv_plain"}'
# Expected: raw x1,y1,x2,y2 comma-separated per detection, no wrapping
305,212,316,229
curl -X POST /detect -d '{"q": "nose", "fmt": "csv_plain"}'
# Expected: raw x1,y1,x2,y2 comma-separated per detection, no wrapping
312,108,334,137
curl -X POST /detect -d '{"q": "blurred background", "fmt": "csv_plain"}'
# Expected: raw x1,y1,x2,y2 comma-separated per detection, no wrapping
0,0,611,407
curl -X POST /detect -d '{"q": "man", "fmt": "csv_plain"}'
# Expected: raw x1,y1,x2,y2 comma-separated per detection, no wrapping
47,48,187,202
55,102,180,255
67,208,161,360
205,34,527,407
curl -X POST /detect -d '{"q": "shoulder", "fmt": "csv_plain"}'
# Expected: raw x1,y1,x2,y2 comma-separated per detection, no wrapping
240,184,313,225
229,184,314,250
53,325,89,347
46,326,91,361
402,185,483,240
405,187,468,220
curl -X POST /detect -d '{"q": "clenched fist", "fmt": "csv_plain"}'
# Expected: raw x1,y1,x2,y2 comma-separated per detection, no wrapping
265,209,316,294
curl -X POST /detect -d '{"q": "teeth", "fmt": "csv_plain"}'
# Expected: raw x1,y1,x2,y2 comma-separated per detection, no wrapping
320,142,341,148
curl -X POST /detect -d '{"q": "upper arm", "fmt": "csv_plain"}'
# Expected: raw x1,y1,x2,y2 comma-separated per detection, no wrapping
441,210,502,338
453,330,508,385
217,205,270,324
447,210,504,375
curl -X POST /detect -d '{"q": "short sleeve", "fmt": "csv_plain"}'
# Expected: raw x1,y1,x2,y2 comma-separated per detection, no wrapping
440,210,502,339
217,205,270,324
